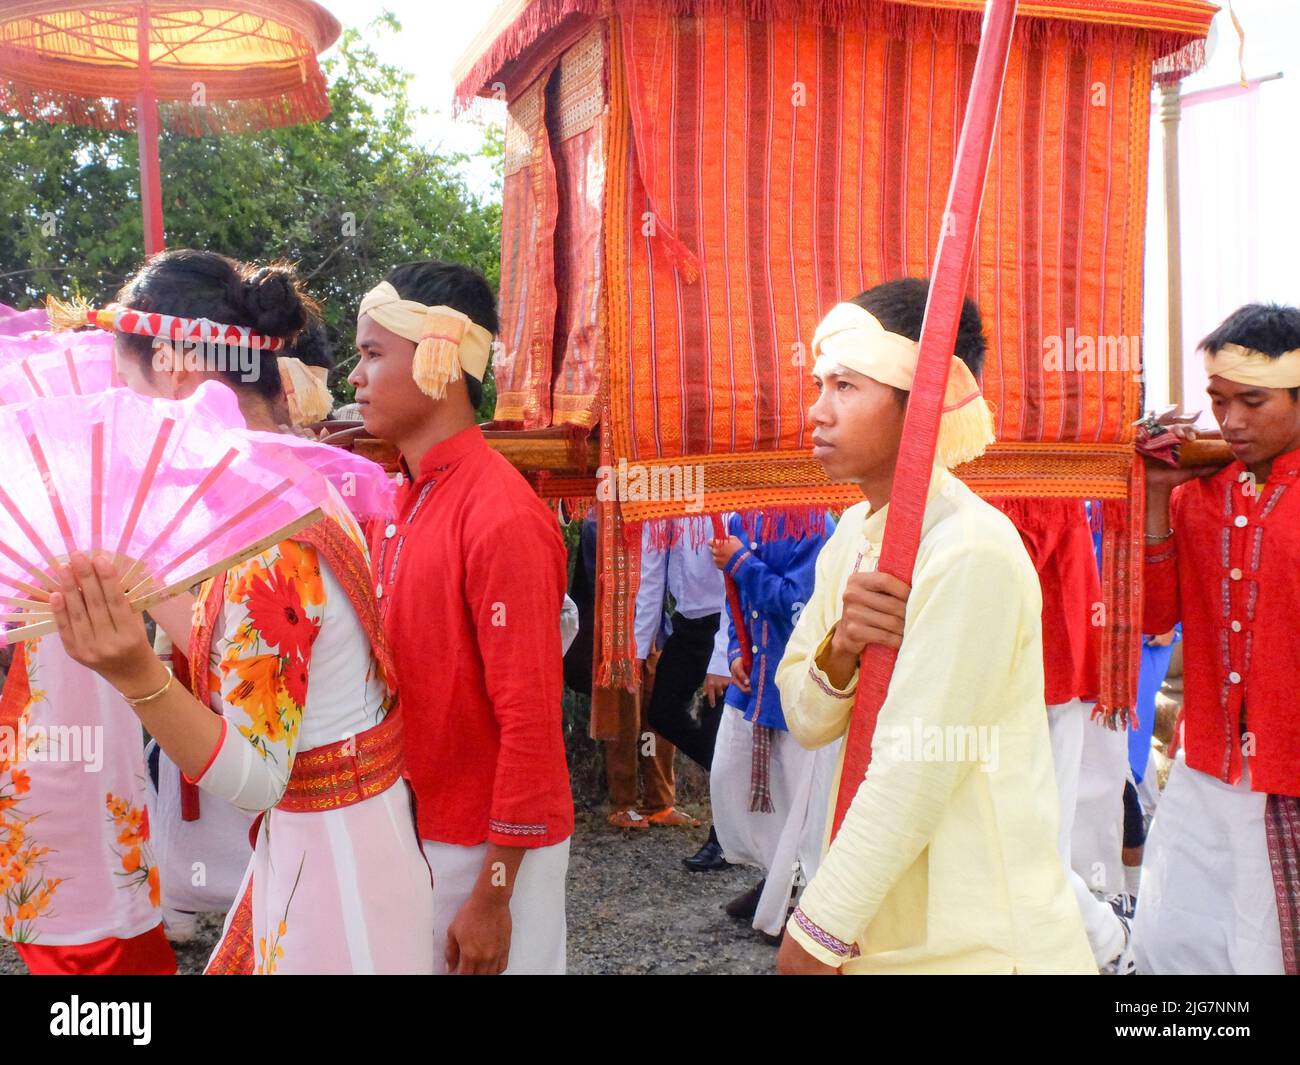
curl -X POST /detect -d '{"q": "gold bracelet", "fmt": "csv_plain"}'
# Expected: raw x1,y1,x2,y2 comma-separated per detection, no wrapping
1144,528,1174,544
122,669,174,707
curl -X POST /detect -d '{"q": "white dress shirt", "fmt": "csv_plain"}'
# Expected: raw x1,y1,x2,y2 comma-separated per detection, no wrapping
635,518,728,675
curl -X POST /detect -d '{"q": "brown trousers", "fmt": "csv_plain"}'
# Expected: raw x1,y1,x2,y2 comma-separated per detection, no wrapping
601,661,676,814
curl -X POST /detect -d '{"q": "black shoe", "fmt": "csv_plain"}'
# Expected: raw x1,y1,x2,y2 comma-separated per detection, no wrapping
683,838,730,872
724,879,765,919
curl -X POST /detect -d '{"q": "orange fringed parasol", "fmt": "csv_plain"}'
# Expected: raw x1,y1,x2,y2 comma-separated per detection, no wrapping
0,0,341,253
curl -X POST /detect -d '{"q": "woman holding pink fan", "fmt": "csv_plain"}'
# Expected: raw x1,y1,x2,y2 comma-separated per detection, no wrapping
43,250,434,974
0,328,179,974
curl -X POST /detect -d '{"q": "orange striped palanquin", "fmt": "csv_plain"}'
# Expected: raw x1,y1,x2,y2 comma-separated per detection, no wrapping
457,0,1216,722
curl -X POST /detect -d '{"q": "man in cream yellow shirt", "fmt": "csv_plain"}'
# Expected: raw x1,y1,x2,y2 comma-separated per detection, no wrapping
775,278,1094,975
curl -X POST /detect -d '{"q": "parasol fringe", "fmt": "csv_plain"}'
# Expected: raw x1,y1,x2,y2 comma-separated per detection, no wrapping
0,65,331,137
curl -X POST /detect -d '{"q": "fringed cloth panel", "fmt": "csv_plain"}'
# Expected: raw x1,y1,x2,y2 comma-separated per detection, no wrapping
494,25,608,430
550,26,608,430
590,394,643,717
452,0,1216,111
611,12,1156,510
494,68,560,427
0,0,338,134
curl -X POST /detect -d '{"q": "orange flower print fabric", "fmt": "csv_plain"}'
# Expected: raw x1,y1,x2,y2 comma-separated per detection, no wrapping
201,540,326,769
105,792,161,908
0,645,62,943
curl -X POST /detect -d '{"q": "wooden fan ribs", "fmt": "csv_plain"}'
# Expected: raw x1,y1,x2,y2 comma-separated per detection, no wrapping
63,346,84,395
23,425,78,558
20,359,46,399
119,445,240,594
114,417,175,563
139,474,297,595
0,385,332,645
91,420,104,555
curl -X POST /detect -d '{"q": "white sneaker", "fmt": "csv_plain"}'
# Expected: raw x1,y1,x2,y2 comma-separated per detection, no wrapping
1105,891,1137,920
1099,912,1136,975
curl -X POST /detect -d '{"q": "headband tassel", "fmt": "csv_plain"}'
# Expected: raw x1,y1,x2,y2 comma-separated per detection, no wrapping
278,358,334,426
412,334,463,401
937,394,997,468
46,294,112,332
412,310,469,400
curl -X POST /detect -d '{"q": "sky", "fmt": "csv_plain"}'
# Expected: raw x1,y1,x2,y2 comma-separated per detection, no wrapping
320,1,504,196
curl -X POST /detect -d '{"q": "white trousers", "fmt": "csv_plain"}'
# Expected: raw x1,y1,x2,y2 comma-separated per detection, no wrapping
711,707,840,936
1132,755,1283,974
422,838,569,975
1071,706,1129,894
1047,700,1124,965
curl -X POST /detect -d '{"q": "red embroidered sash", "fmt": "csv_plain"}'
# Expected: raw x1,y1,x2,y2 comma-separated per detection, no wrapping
1266,795,1300,976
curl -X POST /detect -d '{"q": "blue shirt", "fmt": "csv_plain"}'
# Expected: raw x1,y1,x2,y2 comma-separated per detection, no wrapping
714,512,834,730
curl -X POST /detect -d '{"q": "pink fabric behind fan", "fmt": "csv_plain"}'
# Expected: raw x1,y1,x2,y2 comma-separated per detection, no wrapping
241,431,396,523
0,304,49,336
0,381,331,642
0,330,118,403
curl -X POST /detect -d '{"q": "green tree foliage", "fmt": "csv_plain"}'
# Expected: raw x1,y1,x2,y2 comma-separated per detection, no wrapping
0,14,502,412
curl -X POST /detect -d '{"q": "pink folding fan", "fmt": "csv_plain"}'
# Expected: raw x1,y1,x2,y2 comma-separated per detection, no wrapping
0,381,331,644
0,330,392,523
0,329,119,404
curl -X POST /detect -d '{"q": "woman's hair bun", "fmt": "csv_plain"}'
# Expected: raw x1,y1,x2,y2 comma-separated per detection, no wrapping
232,266,308,338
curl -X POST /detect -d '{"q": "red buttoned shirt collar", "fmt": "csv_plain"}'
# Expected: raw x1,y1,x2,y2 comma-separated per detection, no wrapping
1144,445,1300,797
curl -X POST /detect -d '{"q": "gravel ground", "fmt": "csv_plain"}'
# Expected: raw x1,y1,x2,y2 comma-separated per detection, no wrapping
0,801,779,976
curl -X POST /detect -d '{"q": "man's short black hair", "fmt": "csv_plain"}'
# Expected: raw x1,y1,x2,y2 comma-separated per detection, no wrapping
848,276,987,378
385,260,497,411
1201,303,1300,357
1201,303,1300,401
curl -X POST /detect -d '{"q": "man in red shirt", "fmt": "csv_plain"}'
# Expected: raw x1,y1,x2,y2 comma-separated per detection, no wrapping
1136,303,1300,975
349,261,573,975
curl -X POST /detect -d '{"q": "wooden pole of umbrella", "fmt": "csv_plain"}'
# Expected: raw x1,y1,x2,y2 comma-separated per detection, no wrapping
0,1,339,261
830,0,1019,839
135,0,166,255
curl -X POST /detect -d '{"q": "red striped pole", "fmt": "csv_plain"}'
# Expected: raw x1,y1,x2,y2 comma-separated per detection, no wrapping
710,513,753,673
830,0,1018,837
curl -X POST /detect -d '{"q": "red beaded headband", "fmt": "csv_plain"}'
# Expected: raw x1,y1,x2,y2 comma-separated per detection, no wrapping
47,296,287,352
